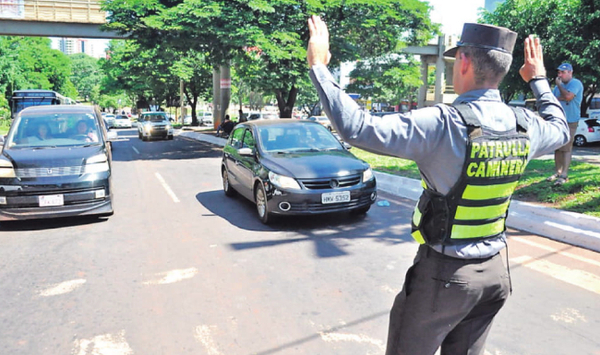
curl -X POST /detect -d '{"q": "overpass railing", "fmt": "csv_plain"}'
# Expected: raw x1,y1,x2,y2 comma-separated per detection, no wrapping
1,0,105,24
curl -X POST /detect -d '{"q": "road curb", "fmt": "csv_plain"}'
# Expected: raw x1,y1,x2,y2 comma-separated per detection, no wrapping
182,131,600,253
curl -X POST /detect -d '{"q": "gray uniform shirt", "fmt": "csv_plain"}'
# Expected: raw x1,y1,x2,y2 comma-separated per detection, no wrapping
310,64,569,259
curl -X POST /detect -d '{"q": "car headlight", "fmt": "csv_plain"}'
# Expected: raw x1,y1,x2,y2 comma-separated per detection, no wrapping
0,156,16,178
84,154,109,174
268,171,301,190
144,125,152,132
362,167,374,182
167,124,172,130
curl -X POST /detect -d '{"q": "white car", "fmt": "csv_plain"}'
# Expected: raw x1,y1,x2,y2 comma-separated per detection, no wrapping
574,118,600,146
113,115,133,128
198,111,213,126
247,112,279,121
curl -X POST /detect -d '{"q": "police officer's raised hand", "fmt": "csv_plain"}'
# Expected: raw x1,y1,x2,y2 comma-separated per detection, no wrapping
519,35,546,83
307,15,332,67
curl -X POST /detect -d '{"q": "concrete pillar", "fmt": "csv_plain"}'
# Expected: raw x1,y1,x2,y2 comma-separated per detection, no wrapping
220,63,231,126
212,67,221,129
418,59,428,109
434,35,445,104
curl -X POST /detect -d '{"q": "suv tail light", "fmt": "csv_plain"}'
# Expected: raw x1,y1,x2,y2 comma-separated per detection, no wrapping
589,127,594,132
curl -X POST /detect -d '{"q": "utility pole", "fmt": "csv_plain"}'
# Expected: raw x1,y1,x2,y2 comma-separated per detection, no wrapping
179,79,184,124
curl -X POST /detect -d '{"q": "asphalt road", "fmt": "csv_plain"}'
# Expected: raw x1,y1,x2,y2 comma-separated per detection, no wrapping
0,128,598,355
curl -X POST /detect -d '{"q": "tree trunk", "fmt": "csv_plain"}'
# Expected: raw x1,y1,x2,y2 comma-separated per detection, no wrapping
275,85,298,118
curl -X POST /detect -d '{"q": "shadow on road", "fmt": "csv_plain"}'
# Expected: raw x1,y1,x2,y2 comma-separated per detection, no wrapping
196,190,414,258
0,215,108,231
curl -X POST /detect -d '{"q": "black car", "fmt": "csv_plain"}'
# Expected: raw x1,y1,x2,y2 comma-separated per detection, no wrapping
221,120,377,223
0,105,114,221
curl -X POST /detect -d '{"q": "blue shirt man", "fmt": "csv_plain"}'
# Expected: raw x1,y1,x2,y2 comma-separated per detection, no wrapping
548,63,584,185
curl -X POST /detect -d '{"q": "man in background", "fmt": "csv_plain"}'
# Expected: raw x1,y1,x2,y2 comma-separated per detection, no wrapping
547,62,583,185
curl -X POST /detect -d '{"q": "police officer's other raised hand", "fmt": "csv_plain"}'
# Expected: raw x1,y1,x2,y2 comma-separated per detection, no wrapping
307,15,332,67
519,35,546,83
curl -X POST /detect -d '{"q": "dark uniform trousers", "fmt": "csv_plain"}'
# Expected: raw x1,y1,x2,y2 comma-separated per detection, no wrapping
385,244,510,355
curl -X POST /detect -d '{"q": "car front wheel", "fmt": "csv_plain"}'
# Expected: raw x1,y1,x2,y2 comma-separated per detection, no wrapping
574,135,586,147
222,168,236,197
255,183,272,224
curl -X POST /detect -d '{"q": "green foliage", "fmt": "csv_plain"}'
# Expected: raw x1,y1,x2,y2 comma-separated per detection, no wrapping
0,36,77,106
102,0,438,117
70,53,103,102
346,54,421,106
482,0,600,109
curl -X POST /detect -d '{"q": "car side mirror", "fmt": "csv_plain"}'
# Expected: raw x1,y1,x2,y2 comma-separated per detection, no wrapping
238,147,254,156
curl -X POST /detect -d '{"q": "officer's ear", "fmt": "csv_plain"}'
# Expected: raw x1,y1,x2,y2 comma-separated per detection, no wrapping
458,51,472,75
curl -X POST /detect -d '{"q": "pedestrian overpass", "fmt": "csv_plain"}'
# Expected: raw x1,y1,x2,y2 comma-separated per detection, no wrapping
0,0,124,38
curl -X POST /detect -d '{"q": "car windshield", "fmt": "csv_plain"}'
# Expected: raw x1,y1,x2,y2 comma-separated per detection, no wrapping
143,113,167,122
258,124,343,153
6,112,101,149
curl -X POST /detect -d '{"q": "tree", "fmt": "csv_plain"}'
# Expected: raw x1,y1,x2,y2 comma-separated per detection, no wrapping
102,0,438,117
0,36,77,102
346,54,422,109
70,53,103,102
172,51,213,125
482,0,600,115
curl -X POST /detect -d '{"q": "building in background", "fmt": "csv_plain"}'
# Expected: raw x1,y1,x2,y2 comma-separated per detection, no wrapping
50,37,107,58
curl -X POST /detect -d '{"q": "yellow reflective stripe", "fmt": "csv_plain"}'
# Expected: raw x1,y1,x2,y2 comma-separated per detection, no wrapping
421,180,427,189
412,230,426,244
450,219,505,239
462,181,518,200
412,205,422,226
454,201,510,220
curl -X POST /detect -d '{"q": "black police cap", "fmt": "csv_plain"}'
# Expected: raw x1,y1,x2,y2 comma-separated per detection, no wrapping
443,23,517,58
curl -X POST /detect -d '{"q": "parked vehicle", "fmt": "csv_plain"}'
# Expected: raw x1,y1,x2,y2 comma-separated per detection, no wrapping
221,120,377,224
307,115,333,131
199,111,214,126
247,112,279,121
113,115,133,128
103,113,116,128
137,112,174,141
574,118,600,146
0,105,114,221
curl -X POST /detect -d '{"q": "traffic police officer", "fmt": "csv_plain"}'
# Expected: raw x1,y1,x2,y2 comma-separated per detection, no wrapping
307,16,569,355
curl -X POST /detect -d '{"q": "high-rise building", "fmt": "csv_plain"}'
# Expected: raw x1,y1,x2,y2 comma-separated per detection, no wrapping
50,37,107,58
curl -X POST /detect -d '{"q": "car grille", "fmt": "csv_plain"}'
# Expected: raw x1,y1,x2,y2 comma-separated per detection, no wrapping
299,174,362,190
16,166,83,178
288,195,372,212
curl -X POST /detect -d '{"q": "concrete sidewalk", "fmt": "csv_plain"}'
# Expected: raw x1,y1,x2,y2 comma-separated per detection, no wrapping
178,129,600,253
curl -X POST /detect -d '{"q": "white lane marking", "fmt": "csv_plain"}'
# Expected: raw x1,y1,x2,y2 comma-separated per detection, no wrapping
511,255,600,295
142,267,198,285
132,146,140,154
512,236,600,267
319,332,385,352
38,279,86,297
155,172,180,203
72,330,134,355
194,325,223,355
550,308,587,324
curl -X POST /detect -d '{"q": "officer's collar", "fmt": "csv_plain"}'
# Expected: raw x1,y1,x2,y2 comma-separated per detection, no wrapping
453,89,502,105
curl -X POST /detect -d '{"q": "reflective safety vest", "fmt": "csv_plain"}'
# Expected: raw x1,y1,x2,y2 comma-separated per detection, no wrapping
411,104,530,246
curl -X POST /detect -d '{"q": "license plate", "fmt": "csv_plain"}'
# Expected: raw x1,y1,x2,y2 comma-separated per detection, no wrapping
39,194,64,207
321,191,351,204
